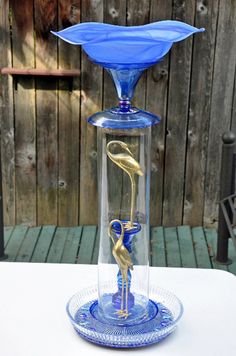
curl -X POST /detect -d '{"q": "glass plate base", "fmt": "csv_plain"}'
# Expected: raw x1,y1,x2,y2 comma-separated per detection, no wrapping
66,284,183,348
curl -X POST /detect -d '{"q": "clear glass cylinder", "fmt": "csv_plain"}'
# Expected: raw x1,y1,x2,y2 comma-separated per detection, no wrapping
97,126,151,325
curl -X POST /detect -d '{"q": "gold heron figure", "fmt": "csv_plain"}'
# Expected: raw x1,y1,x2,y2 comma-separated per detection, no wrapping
108,219,133,319
106,140,144,228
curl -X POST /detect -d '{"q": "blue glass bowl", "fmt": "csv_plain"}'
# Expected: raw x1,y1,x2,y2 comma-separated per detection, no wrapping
66,283,183,348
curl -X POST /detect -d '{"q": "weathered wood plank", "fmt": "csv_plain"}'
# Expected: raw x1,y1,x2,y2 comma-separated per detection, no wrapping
2,224,236,275
177,226,197,268
204,0,236,226
164,227,181,267
0,1,15,225
147,0,172,226
150,226,166,267
91,228,100,264
61,226,82,263
57,1,80,226
184,0,219,226
15,227,41,262
35,1,58,225
11,1,36,225
127,0,150,109
103,0,127,109
77,226,97,264
5,225,28,262
47,227,68,263
79,0,103,224
31,226,56,262
1,2,236,228
192,227,212,268
204,227,227,271
163,1,195,226
4,226,14,247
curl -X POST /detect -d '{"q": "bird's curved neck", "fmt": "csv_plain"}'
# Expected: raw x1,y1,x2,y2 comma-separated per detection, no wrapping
106,141,123,164
106,141,122,154
118,231,124,244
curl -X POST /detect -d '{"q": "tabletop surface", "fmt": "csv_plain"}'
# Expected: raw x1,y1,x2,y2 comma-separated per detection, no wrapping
0,262,236,356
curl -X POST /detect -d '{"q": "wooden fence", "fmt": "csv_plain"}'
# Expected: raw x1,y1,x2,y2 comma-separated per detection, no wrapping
0,0,236,228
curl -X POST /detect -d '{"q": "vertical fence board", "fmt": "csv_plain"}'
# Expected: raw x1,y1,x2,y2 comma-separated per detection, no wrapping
11,0,36,225
183,0,219,226
147,0,172,226
204,0,236,226
0,0,15,225
58,1,80,226
103,0,127,110
79,0,103,224
127,0,150,110
35,2,58,225
163,0,195,226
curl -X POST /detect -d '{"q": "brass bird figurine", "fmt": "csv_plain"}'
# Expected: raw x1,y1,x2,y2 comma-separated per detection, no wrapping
106,140,144,228
108,219,133,319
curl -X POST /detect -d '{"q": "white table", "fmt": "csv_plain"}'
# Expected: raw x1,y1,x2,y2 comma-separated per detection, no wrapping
0,263,236,356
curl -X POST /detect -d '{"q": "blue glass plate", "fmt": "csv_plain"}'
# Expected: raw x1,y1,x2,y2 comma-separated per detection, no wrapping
66,283,183,348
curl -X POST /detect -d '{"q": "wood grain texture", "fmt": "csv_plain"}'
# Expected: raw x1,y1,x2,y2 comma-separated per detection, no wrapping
204,227,227,271
46,226,68,263
91,227,99,264
204,0,236,227
5,225,28,261
0,1,15,225
2,224,236,275
1,1,236,227
58,1,80,225
163,0,195,227
164,227,181,267
150,226,166,267
147,0,172,225
4,226,14,246
31,225,56,262
11,0,37,225
177,225,196,267
61,226,82,263
127,0,150,109
192,226,212,268
76,225,96,263
35,0,58,225
16,226,41,262
79,0,103,224
103,0,127,109
184,0,219,226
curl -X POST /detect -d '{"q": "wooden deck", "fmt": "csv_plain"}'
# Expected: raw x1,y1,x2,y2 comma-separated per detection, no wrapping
2,225,236,275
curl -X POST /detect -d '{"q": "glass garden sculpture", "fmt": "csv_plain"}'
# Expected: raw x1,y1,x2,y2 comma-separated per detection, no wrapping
52,20,204,348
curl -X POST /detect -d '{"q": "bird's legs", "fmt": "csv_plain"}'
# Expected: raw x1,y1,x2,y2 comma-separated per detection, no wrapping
125,272,129,316
115,270,130,319
115,271,125,316
125,173,136,230
121,272,124,311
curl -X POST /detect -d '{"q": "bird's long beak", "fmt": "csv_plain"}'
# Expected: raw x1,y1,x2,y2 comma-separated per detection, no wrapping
125,146,133,157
